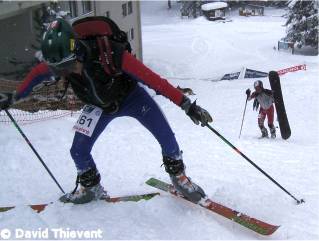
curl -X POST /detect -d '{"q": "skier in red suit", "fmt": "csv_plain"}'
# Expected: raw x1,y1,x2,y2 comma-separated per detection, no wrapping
246,80,276,138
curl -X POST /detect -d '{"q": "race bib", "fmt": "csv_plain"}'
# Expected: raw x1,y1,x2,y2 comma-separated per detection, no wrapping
73,105,103,137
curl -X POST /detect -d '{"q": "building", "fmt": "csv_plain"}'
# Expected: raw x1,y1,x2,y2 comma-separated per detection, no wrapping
239,4,264,17
201,2,228,21
0,1,143,78
63,1,143,60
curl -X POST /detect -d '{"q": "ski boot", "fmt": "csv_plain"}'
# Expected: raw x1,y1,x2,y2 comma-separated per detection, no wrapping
260,126,269,138
269,124,276,139
59,167,109,204
163,156,206,204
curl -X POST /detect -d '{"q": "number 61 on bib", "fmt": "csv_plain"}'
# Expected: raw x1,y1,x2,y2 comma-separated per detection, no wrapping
73,105,103,137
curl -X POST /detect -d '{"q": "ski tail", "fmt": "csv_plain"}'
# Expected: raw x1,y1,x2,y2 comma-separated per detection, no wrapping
0,204,50,213
0,192,160,213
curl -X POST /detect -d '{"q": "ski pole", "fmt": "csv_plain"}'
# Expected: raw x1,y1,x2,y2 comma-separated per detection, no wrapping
205,123,304,204
4,109,65,194
238,96,248,139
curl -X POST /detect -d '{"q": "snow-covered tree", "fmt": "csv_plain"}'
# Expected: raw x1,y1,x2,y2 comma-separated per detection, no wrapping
285,0,318,49
180,1,202,18
270,1,289,7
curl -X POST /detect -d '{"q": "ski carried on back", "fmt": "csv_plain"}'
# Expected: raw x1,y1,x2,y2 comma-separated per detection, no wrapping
146,178,279,236
0,192,159,213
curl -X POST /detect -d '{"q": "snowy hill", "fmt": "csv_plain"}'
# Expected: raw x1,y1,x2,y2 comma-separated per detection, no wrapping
1,1,318,239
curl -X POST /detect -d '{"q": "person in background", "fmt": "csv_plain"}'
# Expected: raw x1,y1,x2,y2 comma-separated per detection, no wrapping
246,80,276,138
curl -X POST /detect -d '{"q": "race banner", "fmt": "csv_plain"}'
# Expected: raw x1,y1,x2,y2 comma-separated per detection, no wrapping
277,64,306,76
221,71,241,80
244,68,269,78
219,64,306,81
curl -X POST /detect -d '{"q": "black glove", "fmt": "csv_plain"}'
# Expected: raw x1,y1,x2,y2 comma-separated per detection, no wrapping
0,92,14,110
181,97,213,126
245,88,251,98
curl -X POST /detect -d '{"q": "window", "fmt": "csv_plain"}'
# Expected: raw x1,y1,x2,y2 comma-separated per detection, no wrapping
128,1,133,14
69,1,78,18
130,28,134,40
122,3,127,17
122,2,133,17
105,11,110,18
82,1,92,14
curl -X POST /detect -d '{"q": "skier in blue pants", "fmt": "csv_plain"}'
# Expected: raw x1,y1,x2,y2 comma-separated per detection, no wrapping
0,17,213,204
71,85,181,172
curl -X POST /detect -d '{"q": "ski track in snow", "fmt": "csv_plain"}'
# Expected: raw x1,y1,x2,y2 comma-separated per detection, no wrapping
1,1,319,240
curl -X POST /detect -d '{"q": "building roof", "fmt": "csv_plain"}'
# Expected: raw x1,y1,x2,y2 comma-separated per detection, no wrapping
201,2,228,11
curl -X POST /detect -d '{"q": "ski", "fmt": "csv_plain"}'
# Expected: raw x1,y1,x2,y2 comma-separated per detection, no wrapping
268,70,291,139
0,192,160,213
146,178,279,236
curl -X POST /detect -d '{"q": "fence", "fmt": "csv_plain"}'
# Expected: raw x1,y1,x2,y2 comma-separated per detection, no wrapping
0,78,83,125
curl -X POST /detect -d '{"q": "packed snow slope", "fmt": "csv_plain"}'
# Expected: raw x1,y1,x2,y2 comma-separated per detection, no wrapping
1,1,318,239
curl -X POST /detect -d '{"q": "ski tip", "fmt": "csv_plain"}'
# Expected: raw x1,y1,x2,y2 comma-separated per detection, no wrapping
253,224,280,236
269,70,279,77
233,214,280,236
268,71,280,82
266,225,280,236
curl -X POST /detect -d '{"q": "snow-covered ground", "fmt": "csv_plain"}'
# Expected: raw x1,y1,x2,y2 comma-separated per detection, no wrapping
1,1,319,239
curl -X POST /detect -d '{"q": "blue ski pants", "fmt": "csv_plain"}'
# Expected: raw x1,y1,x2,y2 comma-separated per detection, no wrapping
70,85,181,172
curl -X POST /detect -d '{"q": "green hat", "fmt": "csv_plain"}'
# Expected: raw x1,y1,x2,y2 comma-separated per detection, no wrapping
41,18,76,70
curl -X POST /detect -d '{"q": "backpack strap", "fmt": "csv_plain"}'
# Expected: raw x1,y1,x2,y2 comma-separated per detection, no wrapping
96,36,118,75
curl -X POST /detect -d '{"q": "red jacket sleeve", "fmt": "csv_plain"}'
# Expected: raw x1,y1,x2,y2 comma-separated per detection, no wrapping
16,62,54,100
121,51,184,106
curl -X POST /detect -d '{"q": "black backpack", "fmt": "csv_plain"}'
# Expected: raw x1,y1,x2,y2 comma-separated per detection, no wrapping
72,16,132,75
65,16,135,112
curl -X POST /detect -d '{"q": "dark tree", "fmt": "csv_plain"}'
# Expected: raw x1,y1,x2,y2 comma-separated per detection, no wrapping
270,1,289,7
285,0,318,49
180,1,202,18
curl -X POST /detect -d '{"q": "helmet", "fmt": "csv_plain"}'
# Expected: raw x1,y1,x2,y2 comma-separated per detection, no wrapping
41,18,76,71
254,80,263,90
